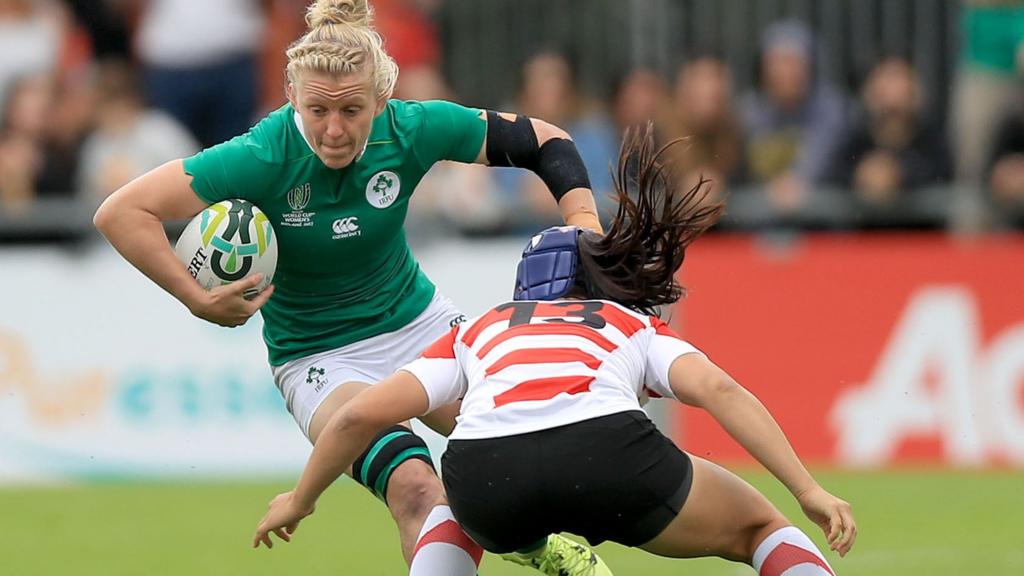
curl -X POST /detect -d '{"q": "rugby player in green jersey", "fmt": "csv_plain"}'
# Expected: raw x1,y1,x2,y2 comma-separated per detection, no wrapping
95,0,611,574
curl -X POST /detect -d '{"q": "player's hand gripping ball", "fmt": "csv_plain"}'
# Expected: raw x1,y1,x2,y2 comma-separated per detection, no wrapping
174,199,277,299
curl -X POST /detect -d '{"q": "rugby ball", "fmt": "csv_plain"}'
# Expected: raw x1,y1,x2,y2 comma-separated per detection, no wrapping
174,199,277,298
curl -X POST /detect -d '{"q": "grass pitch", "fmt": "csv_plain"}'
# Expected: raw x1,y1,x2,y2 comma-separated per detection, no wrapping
2,470,1021,575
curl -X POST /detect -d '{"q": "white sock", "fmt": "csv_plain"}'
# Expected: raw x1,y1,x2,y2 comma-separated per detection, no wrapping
409,505,482,576
752,526,836,576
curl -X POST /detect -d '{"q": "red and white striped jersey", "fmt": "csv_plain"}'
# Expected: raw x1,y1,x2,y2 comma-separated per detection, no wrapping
401,300,704,440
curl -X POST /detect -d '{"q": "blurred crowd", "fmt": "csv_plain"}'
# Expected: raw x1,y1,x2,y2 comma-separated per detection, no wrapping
1,0,1023,243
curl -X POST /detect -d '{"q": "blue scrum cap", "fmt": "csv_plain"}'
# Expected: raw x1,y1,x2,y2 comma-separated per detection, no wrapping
513,226,582,301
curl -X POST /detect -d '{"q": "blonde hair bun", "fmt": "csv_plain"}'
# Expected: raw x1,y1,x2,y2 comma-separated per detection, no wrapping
288,0,397,101
306,0,372,29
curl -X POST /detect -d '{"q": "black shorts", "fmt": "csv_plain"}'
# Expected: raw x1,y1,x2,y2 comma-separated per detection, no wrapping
441,410,693,553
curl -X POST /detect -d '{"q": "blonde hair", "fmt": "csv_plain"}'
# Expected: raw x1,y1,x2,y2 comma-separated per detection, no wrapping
286,0,398,101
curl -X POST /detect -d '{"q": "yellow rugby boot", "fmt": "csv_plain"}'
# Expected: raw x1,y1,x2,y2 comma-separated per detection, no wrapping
501,534,613,576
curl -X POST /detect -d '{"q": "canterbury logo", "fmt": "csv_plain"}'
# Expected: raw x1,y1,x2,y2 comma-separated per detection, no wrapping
332,217,359,234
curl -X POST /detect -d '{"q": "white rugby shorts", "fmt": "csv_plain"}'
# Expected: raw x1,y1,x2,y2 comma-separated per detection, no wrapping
271,291,465,439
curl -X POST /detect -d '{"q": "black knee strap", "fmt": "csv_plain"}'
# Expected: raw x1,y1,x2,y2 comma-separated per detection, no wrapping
351,425,435,502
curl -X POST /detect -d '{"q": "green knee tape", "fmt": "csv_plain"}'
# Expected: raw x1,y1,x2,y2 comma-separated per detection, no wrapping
351,425,435,503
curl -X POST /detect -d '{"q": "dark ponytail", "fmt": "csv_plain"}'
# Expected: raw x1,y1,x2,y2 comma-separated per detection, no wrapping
575,123,724,315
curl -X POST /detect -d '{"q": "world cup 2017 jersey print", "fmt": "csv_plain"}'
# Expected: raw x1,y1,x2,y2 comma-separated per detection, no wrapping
402,300,705,440
181,100,485,365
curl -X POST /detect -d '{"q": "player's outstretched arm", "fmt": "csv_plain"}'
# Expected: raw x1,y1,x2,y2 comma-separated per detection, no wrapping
253,370,431,549
94,160,272,327
474,110,603,233
667,354,857,556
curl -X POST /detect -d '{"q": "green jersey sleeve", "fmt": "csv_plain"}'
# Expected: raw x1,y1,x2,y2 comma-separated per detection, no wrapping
411,100,486,168
182,123,283,205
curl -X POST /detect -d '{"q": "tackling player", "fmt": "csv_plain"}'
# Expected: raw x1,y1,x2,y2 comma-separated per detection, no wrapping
253,123,857,575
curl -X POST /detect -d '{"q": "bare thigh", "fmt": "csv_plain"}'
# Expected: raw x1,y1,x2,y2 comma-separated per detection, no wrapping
639,455,789,563
305,381,437,504
418,400,462,437
307,382,416,460
308,381,371,444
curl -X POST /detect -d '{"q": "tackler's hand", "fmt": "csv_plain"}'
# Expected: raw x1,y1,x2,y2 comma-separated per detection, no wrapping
797,485,857,557
253,491,314,550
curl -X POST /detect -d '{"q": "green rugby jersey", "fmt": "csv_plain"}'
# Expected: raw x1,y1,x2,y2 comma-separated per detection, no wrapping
183,99,486,365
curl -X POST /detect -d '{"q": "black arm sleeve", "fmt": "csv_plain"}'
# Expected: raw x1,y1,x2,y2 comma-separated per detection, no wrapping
485,111,592,201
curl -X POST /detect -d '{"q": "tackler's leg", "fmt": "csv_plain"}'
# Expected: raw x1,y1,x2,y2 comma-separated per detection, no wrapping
639,455,836,575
